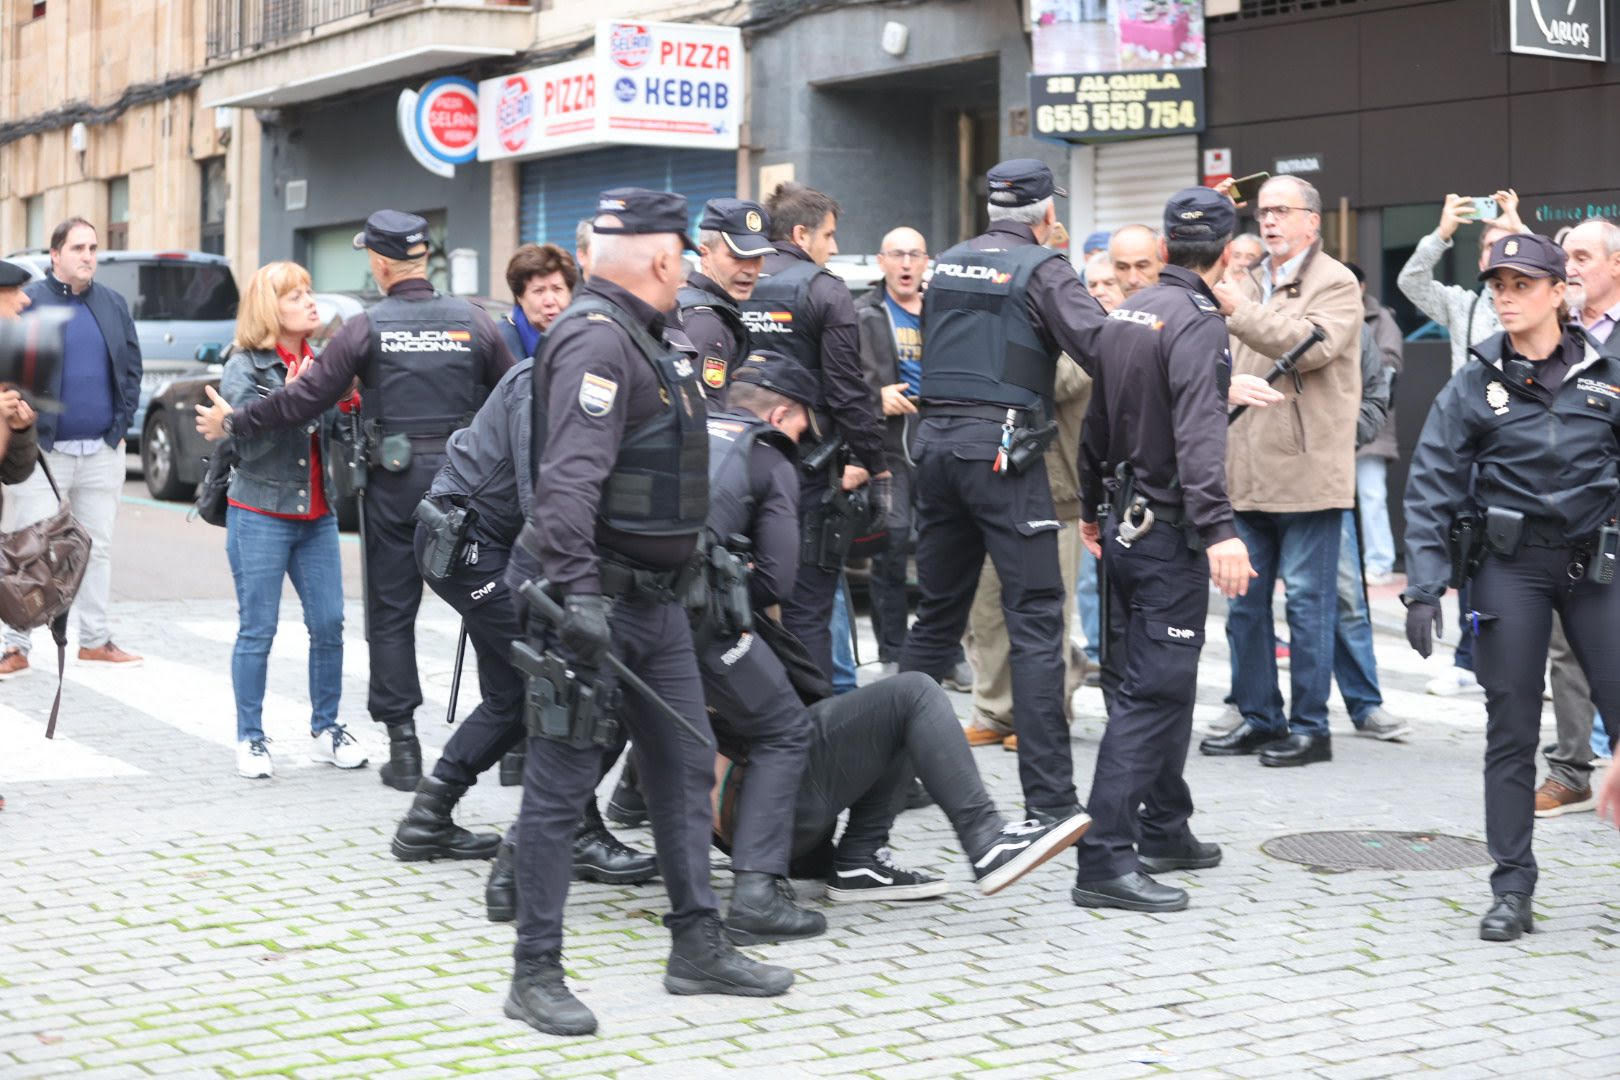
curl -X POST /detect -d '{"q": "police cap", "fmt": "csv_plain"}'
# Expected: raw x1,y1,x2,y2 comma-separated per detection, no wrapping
0,260,31,288
352,210,431,259
986,158,1068,208
592,187,701,252
731,350,819,412
699,198,773,259
1164,188,1236,242
1479,232,1566,283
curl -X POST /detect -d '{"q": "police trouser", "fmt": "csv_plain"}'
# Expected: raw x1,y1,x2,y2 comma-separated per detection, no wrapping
364,459,441,729
699,630,811,878
1074,515,1205,881
780,470,841,680
514,596,719,960
1470,545,1620,898
898,419,1078,817
410,525,526,787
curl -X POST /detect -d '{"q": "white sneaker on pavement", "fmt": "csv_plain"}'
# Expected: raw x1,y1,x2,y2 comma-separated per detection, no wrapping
1426,669,1483,697
310,725,368,769
236,737,274,779
1198,704,1244,736
1355,708,1412,741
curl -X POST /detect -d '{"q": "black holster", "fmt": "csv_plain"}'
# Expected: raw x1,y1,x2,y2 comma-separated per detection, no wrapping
414,496,478,582
1448,513,1484,589
510,638,621,750
801,487,858,571
1005,419,1058,475
695,537,753,643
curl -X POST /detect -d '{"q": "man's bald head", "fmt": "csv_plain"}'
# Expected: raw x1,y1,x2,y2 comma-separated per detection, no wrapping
589,215,687,311
877,225,929,304
1110,224,1163,297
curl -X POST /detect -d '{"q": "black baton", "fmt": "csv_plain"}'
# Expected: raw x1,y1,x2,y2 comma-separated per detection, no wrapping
1228,325,1327,425
445,619,468,724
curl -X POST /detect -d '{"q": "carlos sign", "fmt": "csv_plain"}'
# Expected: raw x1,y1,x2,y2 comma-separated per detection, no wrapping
1510,0,1606,63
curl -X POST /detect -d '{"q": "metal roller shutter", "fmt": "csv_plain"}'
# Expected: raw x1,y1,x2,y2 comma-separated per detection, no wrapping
1091,135,1198,232
519,146,736,249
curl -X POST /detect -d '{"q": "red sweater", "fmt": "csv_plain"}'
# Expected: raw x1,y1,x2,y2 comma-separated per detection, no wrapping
229,341,336,521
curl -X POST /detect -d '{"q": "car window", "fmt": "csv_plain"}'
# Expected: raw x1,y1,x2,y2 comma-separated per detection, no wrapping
96,261,239,321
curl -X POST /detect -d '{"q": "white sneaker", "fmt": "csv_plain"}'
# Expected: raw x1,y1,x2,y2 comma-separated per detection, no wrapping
1198,704,1244,736
310,725,368,769
1364,570,1395,587
236,737,274,779
1426,669,1483,697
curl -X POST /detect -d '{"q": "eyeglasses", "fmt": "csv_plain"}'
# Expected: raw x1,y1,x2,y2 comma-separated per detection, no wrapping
881,250,928,263
1256,206,1312,222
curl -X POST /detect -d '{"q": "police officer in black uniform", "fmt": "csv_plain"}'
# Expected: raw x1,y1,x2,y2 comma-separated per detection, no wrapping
898,159,1105,824
196,210,515,797
675,198,773,406
1403,231,1620,942
1071,189,1258,913
500,188,791,1037
743,182,890,678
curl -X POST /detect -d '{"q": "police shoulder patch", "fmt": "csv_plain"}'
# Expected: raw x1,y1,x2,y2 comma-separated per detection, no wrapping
579,372,619,417
1191,292,1219,314
703,355,727,389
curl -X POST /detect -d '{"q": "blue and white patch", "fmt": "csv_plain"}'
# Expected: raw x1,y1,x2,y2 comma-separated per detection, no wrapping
579,372,619,417
1577,377,1620,400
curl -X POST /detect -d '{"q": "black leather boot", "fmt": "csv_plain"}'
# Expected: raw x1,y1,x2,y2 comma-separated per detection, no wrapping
723,870,827,944
1479,893,1535,941
486,836,516,922
504,952,597,1036
664,914,794,997
605,765,647,828
574,801,659,885
378,721,422,791
498,749,525,787
390,777,501,861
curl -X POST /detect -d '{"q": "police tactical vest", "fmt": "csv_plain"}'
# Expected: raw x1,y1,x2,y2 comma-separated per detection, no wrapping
363,291,486,447
705,410,796,542
920,242,1064,409
677,284,750,394
549,295,709,537
739,260,828,377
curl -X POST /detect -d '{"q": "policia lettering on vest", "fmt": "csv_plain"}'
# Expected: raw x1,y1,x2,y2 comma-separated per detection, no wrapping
897,158,1108,824
195,210,515,792
498,188,793,1039
1402,231,1620,944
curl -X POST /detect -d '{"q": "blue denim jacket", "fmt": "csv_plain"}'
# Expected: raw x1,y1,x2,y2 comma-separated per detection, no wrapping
220,347,337,516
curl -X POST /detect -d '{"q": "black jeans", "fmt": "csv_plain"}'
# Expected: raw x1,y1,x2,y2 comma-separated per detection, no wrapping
363,459,440,728
781,471,840,680
868,462,913,662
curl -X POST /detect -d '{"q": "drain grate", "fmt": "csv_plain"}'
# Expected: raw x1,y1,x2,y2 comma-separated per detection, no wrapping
1261,830,1491,871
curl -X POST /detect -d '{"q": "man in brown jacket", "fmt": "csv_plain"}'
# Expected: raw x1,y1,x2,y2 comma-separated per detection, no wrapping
1200,175,1362,769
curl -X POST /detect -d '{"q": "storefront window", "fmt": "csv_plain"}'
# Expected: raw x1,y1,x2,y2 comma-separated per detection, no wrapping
300,210,448,294
1380,202,1490,338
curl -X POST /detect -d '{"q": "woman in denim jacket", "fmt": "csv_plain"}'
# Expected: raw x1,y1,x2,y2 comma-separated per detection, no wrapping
221,262,365,779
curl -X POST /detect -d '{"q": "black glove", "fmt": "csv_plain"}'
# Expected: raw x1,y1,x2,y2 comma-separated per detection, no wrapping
1405,600,1443,659
559,593,612,666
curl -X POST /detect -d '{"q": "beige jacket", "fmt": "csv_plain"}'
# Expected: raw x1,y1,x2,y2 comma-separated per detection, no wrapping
1046,355,1091,521
1225,242,1363,513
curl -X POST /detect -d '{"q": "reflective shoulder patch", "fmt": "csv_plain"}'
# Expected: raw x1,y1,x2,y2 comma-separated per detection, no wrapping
1107,308,1165,331
578,372,619,417
1191,293,1219,314
585,312,613,323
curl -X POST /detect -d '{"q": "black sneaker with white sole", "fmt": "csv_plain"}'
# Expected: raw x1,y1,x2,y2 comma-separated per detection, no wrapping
826,849,950,902
970,813,1091,895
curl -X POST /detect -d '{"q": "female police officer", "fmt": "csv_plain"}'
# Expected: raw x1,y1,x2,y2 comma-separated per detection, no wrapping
1403,231,1620,941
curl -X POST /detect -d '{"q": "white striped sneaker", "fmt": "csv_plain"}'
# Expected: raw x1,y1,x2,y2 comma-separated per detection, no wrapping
971,812,1092,896
826,849,949,902
236,737,274,780
310,725,368,769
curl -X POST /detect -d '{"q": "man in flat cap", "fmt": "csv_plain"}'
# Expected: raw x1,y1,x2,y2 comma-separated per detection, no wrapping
675,197,774,407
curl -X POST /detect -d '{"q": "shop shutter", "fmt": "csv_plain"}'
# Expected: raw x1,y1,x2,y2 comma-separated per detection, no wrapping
1091,135,1198,233
519,146,736,249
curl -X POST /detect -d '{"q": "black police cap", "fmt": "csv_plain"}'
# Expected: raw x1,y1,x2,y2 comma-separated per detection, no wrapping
1164,187,1237,242
986,158,1068,208
352,210,431,260
699,198,772,259
0,260,31,288
1479,232,1566,283
593,187,701,252
731,351,819,411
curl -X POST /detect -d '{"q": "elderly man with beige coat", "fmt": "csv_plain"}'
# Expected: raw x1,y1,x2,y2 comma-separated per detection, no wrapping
1199,174,1363,769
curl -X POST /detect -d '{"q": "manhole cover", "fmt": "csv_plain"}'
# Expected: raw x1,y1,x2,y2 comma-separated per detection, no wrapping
1262,830,1490,871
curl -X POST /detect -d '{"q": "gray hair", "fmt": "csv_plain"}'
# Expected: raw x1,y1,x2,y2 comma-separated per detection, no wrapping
575,219,593,254
986,196,1053,228
1261,175,1321,215
1574,217,1620,257
589,226,680,273
698,229,724,252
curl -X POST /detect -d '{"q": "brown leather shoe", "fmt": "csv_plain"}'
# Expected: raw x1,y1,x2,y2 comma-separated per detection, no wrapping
78,642,143,667
1533,777,1594,817
963,724,1009,747
1002,735,1019,752
0,648,29,680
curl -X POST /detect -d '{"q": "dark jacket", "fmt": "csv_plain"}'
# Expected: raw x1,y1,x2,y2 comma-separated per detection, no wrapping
854,281,915,468
22,273,142,451
0,424,39,516
219,347,338,516
429,358,536,548
1355,323,1392,450
1358,293,1405,460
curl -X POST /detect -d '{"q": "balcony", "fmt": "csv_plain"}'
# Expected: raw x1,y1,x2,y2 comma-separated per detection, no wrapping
201,0,533,109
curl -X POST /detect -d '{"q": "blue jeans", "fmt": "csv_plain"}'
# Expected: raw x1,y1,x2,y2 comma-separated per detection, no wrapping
1227,510,1341,738
1075,542,1101,663
1333,510,1383,727
830,574,858,695
226,506,345,741
1355,457,1396,576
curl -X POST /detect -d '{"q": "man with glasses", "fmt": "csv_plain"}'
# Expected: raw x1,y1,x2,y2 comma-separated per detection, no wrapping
1201,175,1364,769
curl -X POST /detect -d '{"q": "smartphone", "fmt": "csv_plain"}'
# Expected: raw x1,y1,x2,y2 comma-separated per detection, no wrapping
1468,196,1501,221
1228,171,1270,203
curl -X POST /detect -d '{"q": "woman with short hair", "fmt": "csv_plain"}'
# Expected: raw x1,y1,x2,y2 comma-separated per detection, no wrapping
499,243,578,360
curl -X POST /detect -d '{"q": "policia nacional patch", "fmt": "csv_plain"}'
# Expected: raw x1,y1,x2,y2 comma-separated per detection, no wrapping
579,373,619,417
703,356,727,389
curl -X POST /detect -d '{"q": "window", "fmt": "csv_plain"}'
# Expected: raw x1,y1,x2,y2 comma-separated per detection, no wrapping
200,157,227,256
95,259,239,321
107,176,130,250
30,2,46,20
23,195,44,250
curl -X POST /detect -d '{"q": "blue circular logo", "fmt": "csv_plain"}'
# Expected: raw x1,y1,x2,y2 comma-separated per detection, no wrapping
614,77,637,104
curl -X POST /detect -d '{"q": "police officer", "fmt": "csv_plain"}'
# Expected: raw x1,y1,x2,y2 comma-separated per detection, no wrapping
743,182,891,678
897,159,1105,824
1071,189,1258,913
1403,231,1620,942
196,211,515,794
500,188,791,1037
387,351,656,886
675,198,773,406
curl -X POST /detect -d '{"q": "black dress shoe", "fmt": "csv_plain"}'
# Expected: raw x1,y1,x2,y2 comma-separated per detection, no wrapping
1071,871,1188,912
1199,719,1284,757
1137,840,1222,875
1479,893,1535,941
1259,733,1332,767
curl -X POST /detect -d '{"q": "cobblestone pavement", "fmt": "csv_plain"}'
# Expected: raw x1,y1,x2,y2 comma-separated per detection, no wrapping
2,502,1618,1078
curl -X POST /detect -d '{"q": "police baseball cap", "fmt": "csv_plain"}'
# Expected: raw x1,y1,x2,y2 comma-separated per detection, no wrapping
699,198,773,259
731,351,821,432
593,187,701,252
1082,230,1112,255
1479,232,1566,282
352,210,431,259
1164,188,1237,242
986,158,1067,208
0,260,30,288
